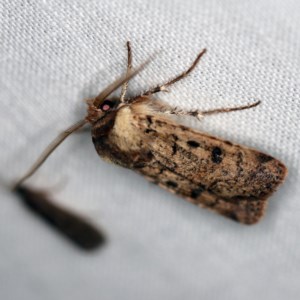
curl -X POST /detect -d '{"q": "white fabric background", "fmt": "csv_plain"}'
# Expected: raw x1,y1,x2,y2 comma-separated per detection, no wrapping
1,0,300,299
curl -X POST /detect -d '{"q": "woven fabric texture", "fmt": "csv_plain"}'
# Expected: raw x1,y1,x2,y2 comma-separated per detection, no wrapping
1,0,300,299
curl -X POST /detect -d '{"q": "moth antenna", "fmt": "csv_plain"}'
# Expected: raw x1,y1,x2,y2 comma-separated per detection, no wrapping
120,41,133,102
93,52,157,107
14,184,106,250
12,119,87,190
2,179,106,251
128,48,207,102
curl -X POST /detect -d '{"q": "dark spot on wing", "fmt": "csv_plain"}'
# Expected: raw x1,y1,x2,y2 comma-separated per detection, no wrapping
166,180,178,188
224,140,233,146
147,151,154,159
146,115,153,124
265,183,273,190
256,153,274,164
172,143,178,155
190,185,205,199
145,128,156,134
212,147,223,164
187,140,200,148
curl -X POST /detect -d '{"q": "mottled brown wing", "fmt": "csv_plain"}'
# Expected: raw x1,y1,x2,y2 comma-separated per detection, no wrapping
132,113,287,224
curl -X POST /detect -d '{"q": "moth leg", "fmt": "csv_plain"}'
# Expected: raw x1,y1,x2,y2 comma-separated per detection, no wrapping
155,100,261,120
120,41,133,102
128,48,207,102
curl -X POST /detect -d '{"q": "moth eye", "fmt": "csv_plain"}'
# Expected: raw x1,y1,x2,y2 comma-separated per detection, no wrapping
100,100,113,112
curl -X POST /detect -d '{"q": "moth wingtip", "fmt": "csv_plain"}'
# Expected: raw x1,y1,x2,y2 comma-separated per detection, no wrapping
216,196,269,225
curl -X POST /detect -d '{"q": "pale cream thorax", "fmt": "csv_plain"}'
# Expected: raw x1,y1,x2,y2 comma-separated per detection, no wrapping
109,104,144,152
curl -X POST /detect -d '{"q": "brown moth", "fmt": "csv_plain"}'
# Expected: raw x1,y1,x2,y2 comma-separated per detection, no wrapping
14,41,287,225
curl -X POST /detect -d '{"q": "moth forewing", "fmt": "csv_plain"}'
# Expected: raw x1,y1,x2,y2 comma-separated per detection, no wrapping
134,109,287,224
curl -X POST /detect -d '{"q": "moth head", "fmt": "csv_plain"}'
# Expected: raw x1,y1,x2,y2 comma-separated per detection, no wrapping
85,96,122,124
85,56,154,124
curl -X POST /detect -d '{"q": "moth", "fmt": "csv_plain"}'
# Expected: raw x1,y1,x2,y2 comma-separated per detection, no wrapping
14,41,287,226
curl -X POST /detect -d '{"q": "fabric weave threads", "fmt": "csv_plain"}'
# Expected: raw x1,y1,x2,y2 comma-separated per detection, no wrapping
1,1,299,299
